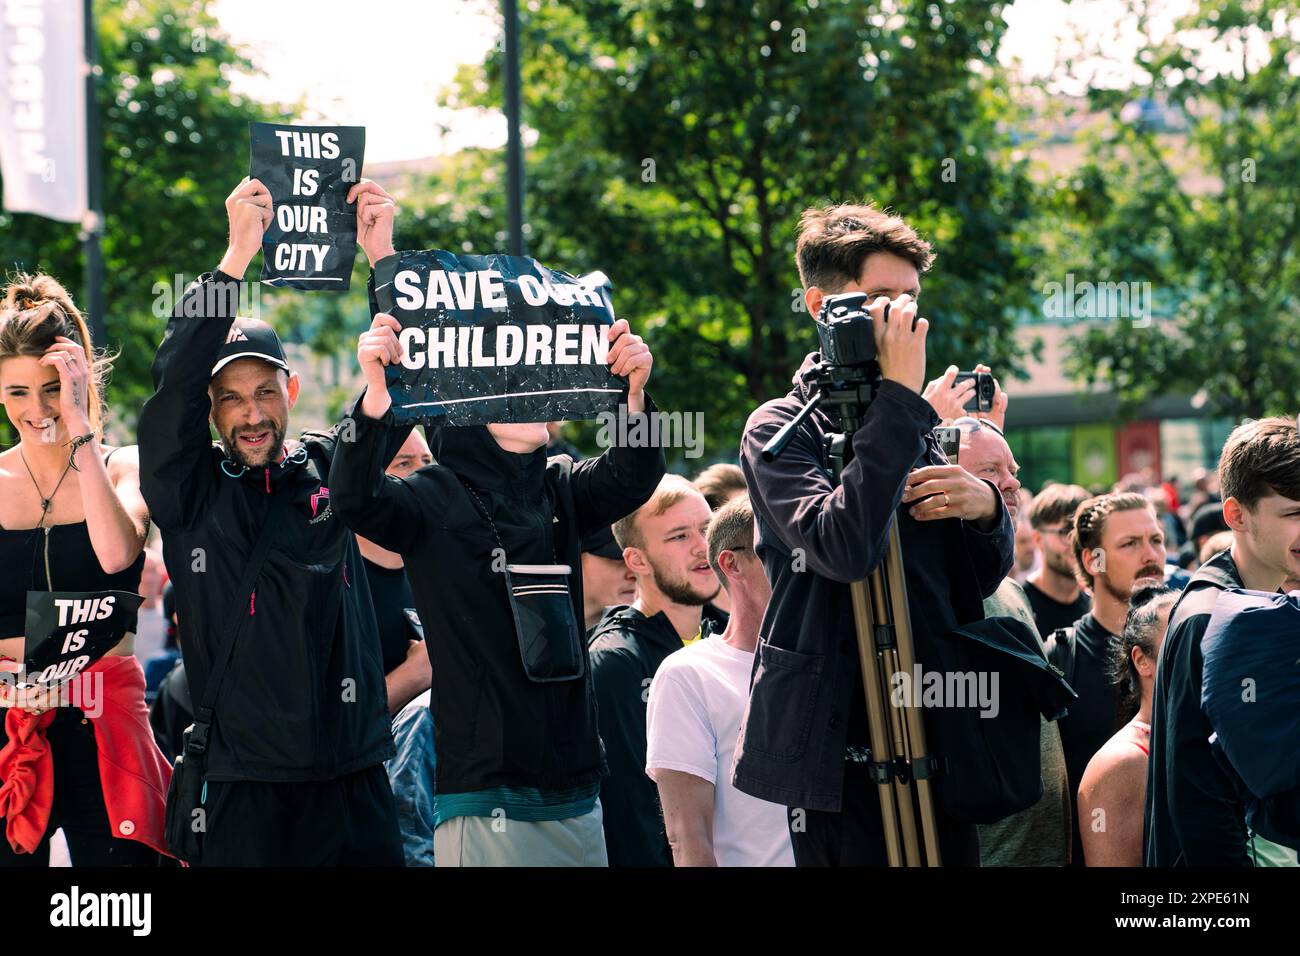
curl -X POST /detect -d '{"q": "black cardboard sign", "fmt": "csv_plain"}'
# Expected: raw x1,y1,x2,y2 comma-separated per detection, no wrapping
250,122,365,290
23,590,143,686
372,249,626,425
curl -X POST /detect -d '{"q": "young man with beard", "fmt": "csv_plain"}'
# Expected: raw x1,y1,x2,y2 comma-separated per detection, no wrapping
646,494,794,867
138,176,408,865
1047,492,1167,866
1023,484,1093,636
1145,417,1300,866
589,475,718,866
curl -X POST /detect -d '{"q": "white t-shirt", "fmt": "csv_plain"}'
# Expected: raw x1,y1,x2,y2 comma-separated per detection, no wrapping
645,637,795,867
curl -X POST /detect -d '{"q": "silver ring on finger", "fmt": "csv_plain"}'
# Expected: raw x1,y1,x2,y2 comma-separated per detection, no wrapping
942,491,950,508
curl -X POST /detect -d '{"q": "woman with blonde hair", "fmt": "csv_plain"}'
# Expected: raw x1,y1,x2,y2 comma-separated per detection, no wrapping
0,274,170,866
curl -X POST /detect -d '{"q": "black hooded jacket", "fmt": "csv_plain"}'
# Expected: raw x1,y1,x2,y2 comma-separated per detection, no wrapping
138,271,401,783
588,606,715,867
329,396,665,797
1144,548,1252,866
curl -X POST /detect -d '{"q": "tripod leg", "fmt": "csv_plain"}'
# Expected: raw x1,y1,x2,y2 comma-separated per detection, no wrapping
868,569,923,866
883,520,943,867
848,579,906,867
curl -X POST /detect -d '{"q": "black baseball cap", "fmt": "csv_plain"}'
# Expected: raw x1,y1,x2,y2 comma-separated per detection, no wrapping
1191,502,1229,542
581,525,624,561
210,317,291,379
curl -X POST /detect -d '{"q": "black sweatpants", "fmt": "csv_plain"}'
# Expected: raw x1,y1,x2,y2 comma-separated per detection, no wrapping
198,764,404,866
788,762,981,867
0,708,160,867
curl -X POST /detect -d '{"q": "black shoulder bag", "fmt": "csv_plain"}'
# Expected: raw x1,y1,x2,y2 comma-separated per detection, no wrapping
164,491,290,863
456,477,585,683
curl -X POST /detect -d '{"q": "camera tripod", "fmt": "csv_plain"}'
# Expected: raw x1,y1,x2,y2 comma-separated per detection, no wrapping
763,363,943,867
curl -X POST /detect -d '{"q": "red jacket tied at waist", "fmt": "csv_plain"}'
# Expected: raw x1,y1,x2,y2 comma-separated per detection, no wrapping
0,655,173,857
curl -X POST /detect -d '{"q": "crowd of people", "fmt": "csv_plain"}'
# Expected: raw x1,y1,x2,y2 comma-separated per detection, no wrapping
0,178,1297,868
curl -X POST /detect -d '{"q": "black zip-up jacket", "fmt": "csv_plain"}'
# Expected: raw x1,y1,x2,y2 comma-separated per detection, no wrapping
137,270,400,782
328,394,665,797
733,353,1014,813
588,606,713,867
1144,548,1252,866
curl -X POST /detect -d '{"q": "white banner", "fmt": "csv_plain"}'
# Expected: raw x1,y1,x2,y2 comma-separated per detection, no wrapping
0,0,87,223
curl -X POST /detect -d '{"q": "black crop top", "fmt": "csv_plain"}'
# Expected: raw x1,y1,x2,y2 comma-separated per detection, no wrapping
0,522,146,637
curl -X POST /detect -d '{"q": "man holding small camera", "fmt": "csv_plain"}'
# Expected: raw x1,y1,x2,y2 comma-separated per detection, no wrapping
732,203,1014,866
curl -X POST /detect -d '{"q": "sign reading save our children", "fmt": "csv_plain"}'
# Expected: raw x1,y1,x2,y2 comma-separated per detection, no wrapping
372,250,627,426
249,122,365,290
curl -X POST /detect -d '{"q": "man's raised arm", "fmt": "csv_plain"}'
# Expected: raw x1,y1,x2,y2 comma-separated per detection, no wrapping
568,318,666,536
328,313,429,555
138,177,271,533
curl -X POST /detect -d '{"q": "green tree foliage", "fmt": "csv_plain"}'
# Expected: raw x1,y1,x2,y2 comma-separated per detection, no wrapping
1057,0,1300,420
0,0,289,444
432,0,1042,462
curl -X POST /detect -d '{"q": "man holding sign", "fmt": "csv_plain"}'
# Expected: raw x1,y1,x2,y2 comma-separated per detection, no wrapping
138,175,409,866
330,271,665,866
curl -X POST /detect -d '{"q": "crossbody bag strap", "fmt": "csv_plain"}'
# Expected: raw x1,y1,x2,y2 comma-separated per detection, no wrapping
187,490,292,756
456,476,560,564
1046,626,1078,687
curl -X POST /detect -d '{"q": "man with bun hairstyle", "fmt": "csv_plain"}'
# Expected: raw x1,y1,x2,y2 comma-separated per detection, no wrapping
1047,491,1166,865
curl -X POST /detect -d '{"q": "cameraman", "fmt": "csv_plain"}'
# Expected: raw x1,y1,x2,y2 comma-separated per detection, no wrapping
733,203,1013,866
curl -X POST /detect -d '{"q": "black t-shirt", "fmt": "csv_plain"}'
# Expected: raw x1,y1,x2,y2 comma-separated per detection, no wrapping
1023,579,1091,640
1053,611,1121,865
363,558,418,675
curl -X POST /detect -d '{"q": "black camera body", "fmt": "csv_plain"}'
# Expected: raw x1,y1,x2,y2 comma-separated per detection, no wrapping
815,292,878,366
955,371,996,413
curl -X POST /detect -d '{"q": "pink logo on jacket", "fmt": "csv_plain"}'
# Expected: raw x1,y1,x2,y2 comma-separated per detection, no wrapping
309,486,332,524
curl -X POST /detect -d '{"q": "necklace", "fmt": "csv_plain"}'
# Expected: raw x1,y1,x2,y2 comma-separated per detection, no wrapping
19,448,75,525
19,448,76,589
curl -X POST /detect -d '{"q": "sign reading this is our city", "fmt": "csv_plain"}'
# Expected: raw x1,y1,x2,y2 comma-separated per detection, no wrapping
372,249,626,426
249,122,365,290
